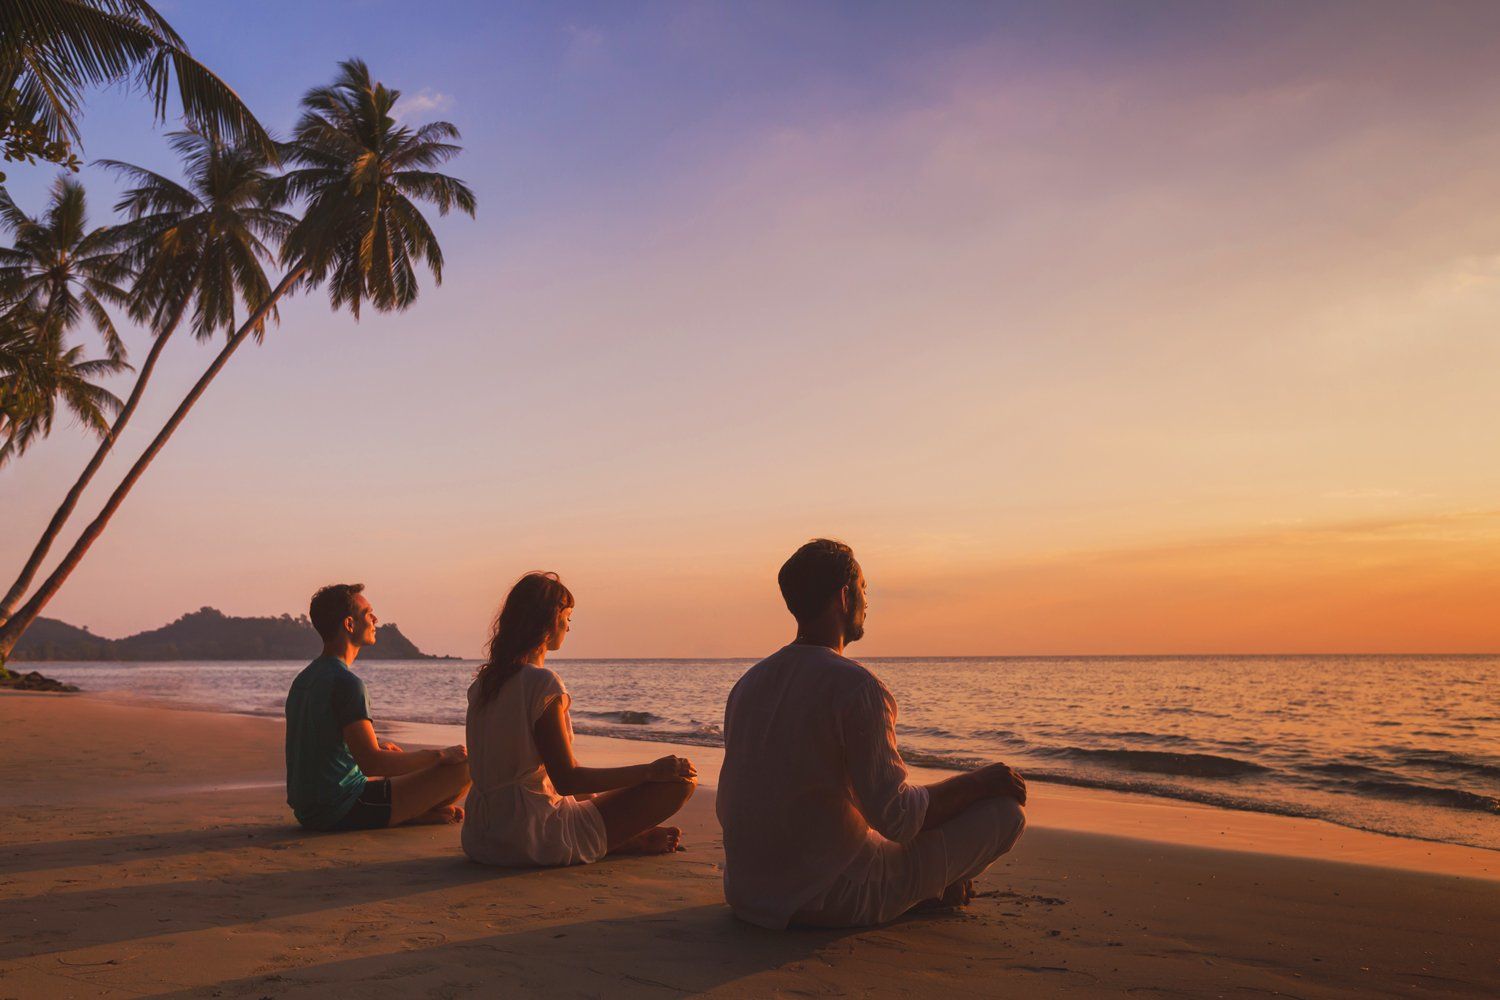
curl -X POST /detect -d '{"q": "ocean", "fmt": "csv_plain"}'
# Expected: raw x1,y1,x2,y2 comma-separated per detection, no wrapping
38,654,1500,852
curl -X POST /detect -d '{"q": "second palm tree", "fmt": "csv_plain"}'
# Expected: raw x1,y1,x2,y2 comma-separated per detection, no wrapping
0,58,478,664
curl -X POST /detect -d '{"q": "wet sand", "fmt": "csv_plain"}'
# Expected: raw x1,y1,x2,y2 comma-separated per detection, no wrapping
1,692,1496,998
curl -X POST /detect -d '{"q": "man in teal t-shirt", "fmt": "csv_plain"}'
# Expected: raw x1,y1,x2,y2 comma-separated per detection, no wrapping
283,583,471,832
285,652,374,828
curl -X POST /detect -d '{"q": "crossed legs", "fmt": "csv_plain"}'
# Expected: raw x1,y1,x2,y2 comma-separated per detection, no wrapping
591,777,697,855
388,758,472,827
792,796,1026,927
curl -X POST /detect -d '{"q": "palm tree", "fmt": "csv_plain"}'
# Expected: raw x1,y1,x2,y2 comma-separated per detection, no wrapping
278,58,476,316
0,59,476,664
0,175,130,361
0,0,272,178
0,129,291,626
0,305,126,465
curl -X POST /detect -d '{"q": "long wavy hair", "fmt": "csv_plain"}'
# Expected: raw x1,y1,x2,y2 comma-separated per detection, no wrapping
473,572,575,705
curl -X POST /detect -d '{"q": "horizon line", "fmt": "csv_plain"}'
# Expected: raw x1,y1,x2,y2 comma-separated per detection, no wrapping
513,651,1500,661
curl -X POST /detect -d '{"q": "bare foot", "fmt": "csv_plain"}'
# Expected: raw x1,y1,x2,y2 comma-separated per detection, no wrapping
914,879,976,913
941,878,976,908
613,826,682,855
409,804,464,826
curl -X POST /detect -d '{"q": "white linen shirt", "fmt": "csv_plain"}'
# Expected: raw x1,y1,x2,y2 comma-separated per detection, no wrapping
716,643,930,928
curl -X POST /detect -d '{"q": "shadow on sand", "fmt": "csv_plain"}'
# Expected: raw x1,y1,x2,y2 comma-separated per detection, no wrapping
0,823,309,875
150,903,860,999
0,851,537,961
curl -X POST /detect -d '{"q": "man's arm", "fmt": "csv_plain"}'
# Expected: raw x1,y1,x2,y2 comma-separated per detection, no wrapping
341,720,465,776
920,763,1027,832
843,679,929,844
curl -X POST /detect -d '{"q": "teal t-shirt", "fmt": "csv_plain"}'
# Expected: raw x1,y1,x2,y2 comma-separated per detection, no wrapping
285,655,370,829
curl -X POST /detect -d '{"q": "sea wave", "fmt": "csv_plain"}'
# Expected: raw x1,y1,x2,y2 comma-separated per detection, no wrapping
1302,757,1500,806
901,749,989,771
575,709,660,726
974,728,1025,743
1347,779,1500,814
897,724,962,739
1390,748,1500,781
1089,730,1201,748
572,720,723,748
1156,706,1231,719
1030,746,1271,778
1303,762,1383,778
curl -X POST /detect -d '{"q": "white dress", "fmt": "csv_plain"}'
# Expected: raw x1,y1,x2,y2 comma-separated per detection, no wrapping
461,665,608,866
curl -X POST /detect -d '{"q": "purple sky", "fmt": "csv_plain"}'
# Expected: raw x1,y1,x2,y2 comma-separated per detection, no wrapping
5,2,1500,656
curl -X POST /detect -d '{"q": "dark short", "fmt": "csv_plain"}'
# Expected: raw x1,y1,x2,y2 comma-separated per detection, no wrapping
327,778,393,831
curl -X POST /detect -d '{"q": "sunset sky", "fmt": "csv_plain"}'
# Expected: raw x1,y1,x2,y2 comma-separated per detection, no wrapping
5,1,1500,657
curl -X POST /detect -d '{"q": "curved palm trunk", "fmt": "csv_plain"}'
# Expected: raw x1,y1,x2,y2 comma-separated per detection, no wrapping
0,267,305,664
0,299,190,626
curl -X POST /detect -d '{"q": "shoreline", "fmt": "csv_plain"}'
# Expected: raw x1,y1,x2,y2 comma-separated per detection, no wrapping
33,658,1499,860
51,686,1500,878
2,691,1497,997
409,722,1500,883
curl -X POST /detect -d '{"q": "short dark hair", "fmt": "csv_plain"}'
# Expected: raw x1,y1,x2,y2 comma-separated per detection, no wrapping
309,583,366,641
778,539,860,623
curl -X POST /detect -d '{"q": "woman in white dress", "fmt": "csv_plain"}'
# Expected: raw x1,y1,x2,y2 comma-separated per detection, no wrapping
462,572,697,866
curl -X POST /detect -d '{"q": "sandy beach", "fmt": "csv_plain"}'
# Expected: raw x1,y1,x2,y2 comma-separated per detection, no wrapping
1,692,1496,998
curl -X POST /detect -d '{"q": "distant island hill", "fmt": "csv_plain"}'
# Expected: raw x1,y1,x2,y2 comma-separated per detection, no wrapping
11,607,456,662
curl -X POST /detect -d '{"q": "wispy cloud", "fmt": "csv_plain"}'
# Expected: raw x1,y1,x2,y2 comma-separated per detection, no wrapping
394,88,454,122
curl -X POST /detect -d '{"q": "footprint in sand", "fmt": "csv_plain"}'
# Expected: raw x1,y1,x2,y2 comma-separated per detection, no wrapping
402,931,448,949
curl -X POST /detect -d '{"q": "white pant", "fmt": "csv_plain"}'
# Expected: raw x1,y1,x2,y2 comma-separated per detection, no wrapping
792,797,1026,927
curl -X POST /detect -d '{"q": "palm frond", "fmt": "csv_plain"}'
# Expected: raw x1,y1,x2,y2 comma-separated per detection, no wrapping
1,0,273,158
96,158,201,216
105,127,284,341
77,289,124,360
0,304,125,465
390,170,477,217
0,174,130,360
278,61,475,318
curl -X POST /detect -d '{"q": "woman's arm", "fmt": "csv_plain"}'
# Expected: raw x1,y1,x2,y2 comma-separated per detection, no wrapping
533,697,693,795
342,720,466,777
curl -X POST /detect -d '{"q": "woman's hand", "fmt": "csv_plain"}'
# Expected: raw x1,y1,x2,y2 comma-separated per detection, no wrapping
438,744,468,764
647,755,696,782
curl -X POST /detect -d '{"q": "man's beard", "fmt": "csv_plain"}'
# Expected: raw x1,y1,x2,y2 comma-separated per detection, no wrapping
845,614,865,644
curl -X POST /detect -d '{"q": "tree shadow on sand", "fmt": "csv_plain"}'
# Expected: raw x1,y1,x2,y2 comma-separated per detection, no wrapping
0,852,537,961
0,823,308,875
153,903,863,999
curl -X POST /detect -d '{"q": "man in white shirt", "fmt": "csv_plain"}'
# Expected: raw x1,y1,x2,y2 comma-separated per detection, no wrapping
717,539,1027,928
